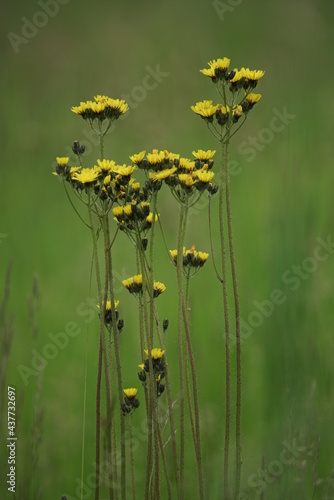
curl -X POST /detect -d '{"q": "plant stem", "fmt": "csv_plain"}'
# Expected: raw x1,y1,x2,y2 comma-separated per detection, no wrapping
218,139,231,499
105,217,126,500
181,291,205,500
176,205,186,499
87,193,107,500
224,135,242,498
129,419,136,500
184,271,197,456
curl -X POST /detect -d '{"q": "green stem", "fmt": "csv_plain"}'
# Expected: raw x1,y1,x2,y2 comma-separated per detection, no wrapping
129,419,136,500
218,139,231,500
181,287,205,500
149,192,160,500
184,271,197,457
105,217,126,500
176,205,186,499
101,213,115,500
81,254,94,500
224,136,242,498
87,192,108,500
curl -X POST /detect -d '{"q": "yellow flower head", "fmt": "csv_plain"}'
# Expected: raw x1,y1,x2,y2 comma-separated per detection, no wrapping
114,164,136,177
198,251,209,263
244,69,265,81
196,171,215,183
191,100,219,119
146,150,165,165
144,348,165,360
192,150,216,161
97,299,119,310
97,159,116,172
200,57,230,80
178,173,196,187
146,212,159,224
123,388,138,399
153,281,166,297
72,167,100,185
56,157,69,167
130,150,146,164
149,166,176,182
229,68,246,83
246,93,262,104
178,158,195,171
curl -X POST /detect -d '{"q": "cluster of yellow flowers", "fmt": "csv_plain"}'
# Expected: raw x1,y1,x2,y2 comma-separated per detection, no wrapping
191,57,264,130
71,95,129,121
122,274,166,298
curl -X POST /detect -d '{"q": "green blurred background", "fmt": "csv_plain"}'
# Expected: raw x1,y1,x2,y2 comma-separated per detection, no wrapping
1,0,334,498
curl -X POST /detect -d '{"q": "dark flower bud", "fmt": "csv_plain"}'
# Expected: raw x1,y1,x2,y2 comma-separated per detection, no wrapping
162,318,169,332
72,141,85,156
141,238,148,251
117,319,124,332
138,370,146,382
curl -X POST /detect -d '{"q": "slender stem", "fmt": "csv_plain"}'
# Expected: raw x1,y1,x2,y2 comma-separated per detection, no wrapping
157,418,172,500
181,292,205,500
176,205,186,499
105,218,126,500
218,139,231,500
81,254,94,500
208,196,223,283
95,336,103,500
153,305,180,494
224,135,242,498
129,419,136,500
137,238,154,500
184,271,197,456
87,192,107,500
101,213,115,500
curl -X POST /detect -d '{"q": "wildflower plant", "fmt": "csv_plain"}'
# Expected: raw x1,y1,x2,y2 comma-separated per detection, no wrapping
52,55,264,500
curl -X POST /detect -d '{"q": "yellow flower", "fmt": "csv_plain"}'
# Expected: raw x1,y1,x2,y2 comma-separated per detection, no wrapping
153,281,166,297
149,166,176,182
123,388,138,399
97,159,116,172
97,300,119,310
72,167,100,184
113,206,124,218
56,157,69,167
192,150,216,161
130,150,146,164
200,57,230,79
169,249,178,260
229,68,246,83
196,171,215,183
71,101,89,115
246,93,262,104
113,164,136,177
146,213,159,224
233,105,243,117
179,158,195,171
178,173,196,187
133,274,142,285
198,251,209,263
147,150,165,165
138,363,145,371
104,175,111,186
123,205,133,217
144,348,165,359
244,69,265,81
191,100,219,118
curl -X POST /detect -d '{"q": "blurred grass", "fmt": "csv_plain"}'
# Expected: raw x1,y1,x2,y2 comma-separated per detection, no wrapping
1,0,334,497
